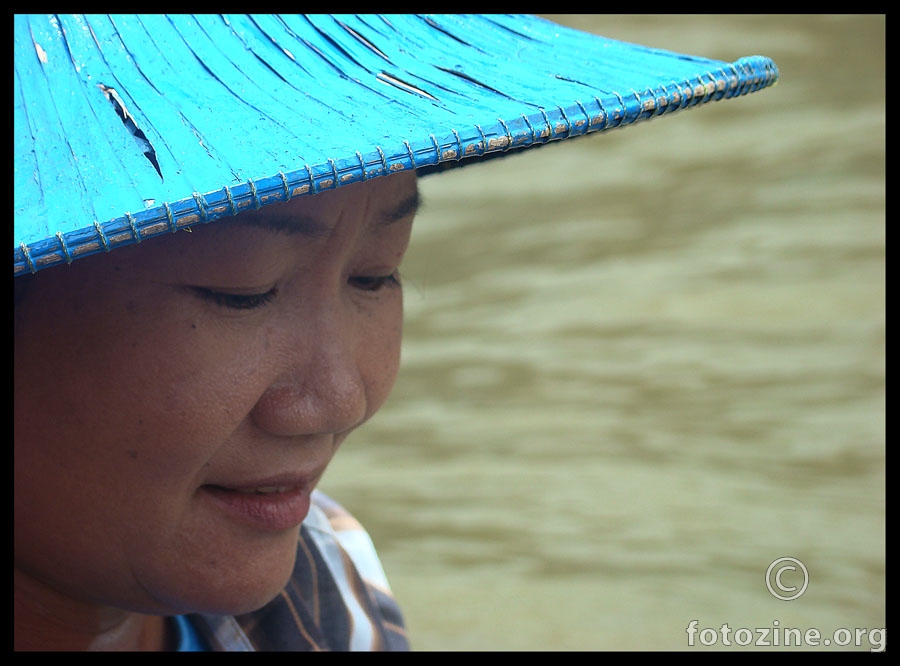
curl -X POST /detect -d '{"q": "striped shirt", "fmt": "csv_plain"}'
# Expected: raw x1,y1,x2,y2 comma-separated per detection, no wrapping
183,491,409,651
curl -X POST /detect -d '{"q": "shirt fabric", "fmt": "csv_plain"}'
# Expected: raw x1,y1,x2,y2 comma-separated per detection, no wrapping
180,490,409,651
172,615,205,652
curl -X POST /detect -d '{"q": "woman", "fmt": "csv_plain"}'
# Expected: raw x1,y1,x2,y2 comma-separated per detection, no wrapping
14,14,778,651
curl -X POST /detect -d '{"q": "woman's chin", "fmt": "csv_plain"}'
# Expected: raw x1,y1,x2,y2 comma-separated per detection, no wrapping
137,546,298,618
160,576,291,618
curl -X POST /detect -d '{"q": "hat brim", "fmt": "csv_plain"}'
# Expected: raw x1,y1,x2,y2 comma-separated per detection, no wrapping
14,14,778,275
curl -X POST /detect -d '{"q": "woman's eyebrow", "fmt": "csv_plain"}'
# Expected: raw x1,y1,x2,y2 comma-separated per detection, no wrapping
233,188,421,237
234,213,329,238
379,189,421,226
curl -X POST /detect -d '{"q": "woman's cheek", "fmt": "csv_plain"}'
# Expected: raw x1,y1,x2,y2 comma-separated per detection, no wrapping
361,302,405,422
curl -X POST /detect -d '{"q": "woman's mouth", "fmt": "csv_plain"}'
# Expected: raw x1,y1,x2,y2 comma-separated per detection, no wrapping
201,483,313,531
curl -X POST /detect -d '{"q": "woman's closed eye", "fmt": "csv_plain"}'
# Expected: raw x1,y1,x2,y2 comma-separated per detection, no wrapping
348,272,402,292
192,286,279,310
189,272,400,310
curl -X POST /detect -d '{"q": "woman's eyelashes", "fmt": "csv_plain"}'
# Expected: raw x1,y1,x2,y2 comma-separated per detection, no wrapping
192,286,279,310
190,273,400,310
348,272,402,292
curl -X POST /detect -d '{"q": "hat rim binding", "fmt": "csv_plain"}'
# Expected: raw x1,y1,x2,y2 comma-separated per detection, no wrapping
14,14,779,277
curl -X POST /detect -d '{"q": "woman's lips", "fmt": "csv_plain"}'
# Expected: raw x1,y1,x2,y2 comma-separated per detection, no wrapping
200,483,313,531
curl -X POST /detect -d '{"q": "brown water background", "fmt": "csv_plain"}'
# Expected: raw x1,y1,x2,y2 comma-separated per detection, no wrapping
320,14,885,650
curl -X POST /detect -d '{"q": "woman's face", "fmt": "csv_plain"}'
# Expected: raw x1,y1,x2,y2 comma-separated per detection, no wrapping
14,172,419,617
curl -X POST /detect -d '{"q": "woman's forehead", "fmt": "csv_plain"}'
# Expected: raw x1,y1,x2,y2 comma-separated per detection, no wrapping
226,172,420,239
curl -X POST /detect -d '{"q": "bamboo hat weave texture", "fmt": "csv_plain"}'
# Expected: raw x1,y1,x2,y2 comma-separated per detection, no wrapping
14,14,779,276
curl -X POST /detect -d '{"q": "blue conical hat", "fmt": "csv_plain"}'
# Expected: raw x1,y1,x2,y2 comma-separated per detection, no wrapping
14,14,778,276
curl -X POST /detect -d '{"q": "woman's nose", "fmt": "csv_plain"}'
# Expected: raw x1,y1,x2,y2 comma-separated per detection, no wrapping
250,318,367,438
